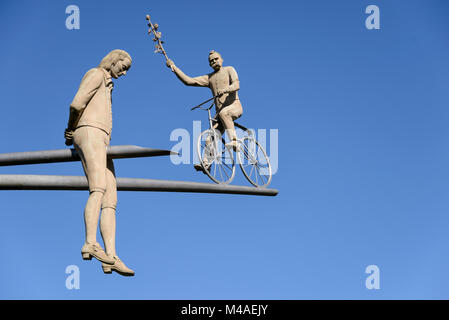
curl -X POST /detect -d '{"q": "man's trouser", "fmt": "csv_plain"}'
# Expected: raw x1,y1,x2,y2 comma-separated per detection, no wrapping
202,100,243,167
73,126,117,210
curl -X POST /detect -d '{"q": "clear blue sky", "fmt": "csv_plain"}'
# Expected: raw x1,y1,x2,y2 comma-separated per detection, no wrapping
1,0,449,299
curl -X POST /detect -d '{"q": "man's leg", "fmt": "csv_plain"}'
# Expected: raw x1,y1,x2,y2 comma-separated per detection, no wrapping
84,191,104,245
99,158,135,276
100,158,117,257
74,127,114,264
219,115,237,142
74,127,107,244
218,101,243,150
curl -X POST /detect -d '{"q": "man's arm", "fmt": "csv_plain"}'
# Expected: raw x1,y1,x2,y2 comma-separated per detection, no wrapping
215,66,240,96
225,66,240,93
166,59,209,87
65,68,103,145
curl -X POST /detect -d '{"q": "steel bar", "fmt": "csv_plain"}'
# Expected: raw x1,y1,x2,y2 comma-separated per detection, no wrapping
0,145,176,167
0,175,278,196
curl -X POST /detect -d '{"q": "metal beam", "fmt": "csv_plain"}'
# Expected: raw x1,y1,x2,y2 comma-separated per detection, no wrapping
0,145,176,166
0,175,278,196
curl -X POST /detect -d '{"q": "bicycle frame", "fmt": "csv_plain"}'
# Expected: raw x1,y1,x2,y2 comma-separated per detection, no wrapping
194,100,250,157
206,102,215,132
206,103,222,163
190,96,272,187
192,99,223,163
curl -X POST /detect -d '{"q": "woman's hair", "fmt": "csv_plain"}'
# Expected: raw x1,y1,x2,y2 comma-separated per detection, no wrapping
99,49,132,69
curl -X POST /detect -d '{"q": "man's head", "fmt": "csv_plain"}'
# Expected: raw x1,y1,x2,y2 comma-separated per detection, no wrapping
99,49,132,79
208,50,223,71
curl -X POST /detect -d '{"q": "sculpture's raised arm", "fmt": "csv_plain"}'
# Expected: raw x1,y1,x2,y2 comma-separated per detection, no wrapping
166,59,209,87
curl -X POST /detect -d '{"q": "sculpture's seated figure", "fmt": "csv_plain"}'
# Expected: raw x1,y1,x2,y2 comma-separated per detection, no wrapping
166,51,243,172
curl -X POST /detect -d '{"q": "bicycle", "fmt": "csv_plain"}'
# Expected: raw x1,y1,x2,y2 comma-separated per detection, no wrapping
191,96,272,187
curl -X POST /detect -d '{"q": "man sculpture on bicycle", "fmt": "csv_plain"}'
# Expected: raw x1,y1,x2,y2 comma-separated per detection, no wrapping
166,50,243,172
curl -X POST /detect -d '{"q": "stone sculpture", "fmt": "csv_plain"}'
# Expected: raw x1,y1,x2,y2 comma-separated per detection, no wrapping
166,51,243,172
64,49,135,276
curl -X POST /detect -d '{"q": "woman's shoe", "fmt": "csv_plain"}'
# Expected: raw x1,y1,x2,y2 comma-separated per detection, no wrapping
102,256,135,277
81,242,115,265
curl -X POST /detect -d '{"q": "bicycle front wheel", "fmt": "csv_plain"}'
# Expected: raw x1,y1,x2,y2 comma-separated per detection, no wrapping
237,136,272,187
197,129,235,184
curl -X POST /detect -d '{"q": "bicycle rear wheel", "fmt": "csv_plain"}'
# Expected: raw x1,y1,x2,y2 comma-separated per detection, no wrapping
237,136,272,187
197,129,235,184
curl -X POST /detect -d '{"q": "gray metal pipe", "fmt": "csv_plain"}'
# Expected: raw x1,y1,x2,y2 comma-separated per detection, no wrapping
0,175,278,196
0,145,176,166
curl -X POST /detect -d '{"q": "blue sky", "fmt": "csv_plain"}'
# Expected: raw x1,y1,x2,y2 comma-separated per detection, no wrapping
1,0,449,299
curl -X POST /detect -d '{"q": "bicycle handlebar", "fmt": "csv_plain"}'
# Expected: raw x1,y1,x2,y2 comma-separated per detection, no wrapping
190,95,218,111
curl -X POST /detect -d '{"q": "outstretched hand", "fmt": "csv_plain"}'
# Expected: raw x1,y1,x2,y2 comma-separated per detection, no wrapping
166,59,175,71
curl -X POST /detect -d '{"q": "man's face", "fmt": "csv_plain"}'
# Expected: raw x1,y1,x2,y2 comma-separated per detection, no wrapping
110,58,131,79
209,53,223,71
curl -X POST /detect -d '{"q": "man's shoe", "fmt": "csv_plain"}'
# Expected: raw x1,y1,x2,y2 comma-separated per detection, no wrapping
81,242,115,265
102,256,135,277
194,163,210,174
